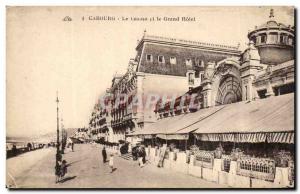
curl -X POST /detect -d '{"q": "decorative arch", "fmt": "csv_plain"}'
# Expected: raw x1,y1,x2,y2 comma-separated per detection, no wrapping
210,58,242,106
215,75,242,105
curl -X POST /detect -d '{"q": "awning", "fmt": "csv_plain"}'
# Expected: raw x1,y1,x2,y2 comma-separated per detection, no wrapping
128,94,294,143
127,116,177,136
191,93,294,143
194,132,294,144
156,134,189,140
140,134,155,139
127,105,224,140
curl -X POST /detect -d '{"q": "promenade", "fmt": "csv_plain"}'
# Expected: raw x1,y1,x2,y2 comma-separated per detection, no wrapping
6,144,228,188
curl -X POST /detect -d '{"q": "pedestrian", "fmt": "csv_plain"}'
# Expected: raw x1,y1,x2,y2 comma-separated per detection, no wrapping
71,142,74,152
102,146,107,163
142,146,146,164
109,153,114,173
55,161,61,183
12,144,17,156
137,147,144,168
60,160,68,180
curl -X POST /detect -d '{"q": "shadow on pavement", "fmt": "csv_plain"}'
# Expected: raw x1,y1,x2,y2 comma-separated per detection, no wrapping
60,176,77,183
111,168,117,173
67,158,88,167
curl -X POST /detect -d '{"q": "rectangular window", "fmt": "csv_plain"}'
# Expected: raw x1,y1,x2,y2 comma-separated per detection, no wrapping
199,73,204,82
261,35,266,43
269,34,277,43
170,57,176,65
186,58,192,66
256,36,260,44
146,54,153,62
288,37,293,45
188,72,194,85
158,55,165,63
280,35,285,44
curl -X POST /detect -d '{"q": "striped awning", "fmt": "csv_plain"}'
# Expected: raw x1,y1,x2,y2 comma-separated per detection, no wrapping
267,132,294,144
139,134,155,139
194,132,294,144
156,134,189,140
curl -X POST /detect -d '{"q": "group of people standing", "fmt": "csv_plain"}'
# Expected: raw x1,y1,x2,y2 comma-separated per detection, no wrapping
54,142,75,183
55,160,68,183
100,144,147,174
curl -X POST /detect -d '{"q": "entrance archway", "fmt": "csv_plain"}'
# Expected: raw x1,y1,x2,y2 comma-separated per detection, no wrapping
209,58,242,106
215,75,242,105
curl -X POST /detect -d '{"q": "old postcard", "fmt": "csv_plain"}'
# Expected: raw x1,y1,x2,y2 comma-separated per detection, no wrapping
6,6,295,189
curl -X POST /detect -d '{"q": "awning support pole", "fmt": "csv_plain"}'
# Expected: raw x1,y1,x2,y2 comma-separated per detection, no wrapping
151,137,154,147
233,134,236,149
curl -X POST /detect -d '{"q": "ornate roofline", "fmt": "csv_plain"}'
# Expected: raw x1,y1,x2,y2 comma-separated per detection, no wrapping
136,34,240,53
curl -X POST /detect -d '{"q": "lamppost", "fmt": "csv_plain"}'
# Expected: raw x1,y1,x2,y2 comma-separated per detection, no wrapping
55,92,62,170
61,117,65,154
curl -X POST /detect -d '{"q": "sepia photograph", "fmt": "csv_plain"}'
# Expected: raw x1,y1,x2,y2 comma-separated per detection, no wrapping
6,6,295,189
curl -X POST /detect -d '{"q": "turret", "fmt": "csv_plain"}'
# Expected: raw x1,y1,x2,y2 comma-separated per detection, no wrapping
247,9,294,65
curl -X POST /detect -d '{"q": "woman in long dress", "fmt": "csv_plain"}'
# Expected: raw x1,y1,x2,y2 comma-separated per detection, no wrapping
109,154,114,173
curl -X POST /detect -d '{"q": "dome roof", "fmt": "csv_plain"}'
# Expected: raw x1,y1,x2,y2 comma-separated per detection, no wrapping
257,20,288,29
248,9,294,38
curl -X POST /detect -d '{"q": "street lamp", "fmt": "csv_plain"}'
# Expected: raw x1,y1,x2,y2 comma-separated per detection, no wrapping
61,117,65,154
55,92,62,170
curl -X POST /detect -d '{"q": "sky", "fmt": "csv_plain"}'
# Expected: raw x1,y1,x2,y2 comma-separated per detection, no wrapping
6,6,294,137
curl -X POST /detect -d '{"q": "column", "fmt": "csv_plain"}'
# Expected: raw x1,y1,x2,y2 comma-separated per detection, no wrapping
265,80,275,97
202,80,212,108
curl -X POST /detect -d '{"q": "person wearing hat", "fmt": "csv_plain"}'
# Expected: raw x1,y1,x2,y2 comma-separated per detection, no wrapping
102,146,107,163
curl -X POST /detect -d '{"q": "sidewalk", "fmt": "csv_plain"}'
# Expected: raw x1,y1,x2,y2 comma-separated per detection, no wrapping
7,144,228,188
6,147,54,188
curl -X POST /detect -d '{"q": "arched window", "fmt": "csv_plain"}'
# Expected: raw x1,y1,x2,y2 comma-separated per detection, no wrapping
215,75,242,105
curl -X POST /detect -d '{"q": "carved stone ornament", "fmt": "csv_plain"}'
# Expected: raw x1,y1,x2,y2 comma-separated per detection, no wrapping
218,63,233,76
203,62,215,80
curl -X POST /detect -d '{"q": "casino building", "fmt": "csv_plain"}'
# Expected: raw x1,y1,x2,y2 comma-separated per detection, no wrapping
89,9,294,187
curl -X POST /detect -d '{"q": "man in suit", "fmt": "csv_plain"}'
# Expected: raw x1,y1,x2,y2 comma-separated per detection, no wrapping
102,147,107,163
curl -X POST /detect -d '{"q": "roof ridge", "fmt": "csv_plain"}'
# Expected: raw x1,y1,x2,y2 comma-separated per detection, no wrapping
142,34,239,51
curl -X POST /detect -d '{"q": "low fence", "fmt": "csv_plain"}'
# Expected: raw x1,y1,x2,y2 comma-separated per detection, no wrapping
222,154,231,172
193,150,214,169
237,157,276,182
144,145,294,188
164,150,169,159
288,161,294,185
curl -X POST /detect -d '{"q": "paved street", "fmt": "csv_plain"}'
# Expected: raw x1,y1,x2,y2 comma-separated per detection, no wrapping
6,144,228,188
